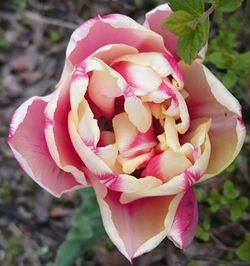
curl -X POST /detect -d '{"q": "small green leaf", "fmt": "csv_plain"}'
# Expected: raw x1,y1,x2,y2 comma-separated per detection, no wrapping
235,52,250,70
165,11,198,36
223,180,239,201
236,234,250,263
169,0,205,16
52,188,105,266
208,189,221,213
177,18,209,64
222,71,237,89
214,0,244,12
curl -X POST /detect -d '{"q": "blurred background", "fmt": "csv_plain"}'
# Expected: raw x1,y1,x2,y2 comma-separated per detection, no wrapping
0,0,249,265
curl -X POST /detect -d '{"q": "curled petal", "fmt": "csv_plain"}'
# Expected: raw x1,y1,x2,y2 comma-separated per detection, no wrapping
7,96,84,197
179,61,246,180
88,59,123,118
112,52,172,78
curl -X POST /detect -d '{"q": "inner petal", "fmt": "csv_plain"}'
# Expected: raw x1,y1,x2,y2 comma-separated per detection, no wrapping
113,112,157,174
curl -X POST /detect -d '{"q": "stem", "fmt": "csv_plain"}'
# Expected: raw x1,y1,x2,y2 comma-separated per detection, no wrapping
200,4,215,23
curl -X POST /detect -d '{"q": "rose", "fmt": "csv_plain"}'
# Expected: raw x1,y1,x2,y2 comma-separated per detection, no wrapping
7,4,245,261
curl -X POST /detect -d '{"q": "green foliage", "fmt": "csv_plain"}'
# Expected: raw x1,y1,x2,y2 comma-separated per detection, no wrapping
50,188,105,266
207,189,220,213
230,197,249,221
165,0,245,64
164,11,197,36
168,0,205,16
48,30,62,43
177,18,209,64
236,234,250,263
222,180,240,201
212,0,245,13
206,180,249,221
196,215,211,241
205,16,250,89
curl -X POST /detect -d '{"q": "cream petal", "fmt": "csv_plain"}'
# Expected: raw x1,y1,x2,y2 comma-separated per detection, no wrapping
124,96,152,133
179,61,246,180
112,52,172,78
113,61,162,95
142,149,192,182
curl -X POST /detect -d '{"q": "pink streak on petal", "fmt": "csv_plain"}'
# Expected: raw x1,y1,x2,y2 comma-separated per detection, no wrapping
168,189,198,249
183,169,201,190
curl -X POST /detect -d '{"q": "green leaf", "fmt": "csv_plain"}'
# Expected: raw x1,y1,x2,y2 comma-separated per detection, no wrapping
235,52,250,70
169,0,205,16
223,180,239,201
164,11,198,36
222,71,237,89
214,0,244,12
208,189,221,213
177,18,209,64
236,234,250,263
52,188,105,266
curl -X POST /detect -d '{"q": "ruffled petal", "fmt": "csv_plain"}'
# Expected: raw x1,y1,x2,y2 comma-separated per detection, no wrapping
91,176,184,262
179,60,246,180
7,96,84,197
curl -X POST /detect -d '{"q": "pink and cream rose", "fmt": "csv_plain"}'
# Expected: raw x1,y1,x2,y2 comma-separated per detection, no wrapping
7,4,245,262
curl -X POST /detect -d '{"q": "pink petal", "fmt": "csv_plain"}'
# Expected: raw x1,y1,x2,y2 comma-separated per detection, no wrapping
7,96,83,197
168,188,198,249
67,14,166,66
45,76,88,186
144,4,179,60
179,61,246,180
91,177,184,261
144,5,207,62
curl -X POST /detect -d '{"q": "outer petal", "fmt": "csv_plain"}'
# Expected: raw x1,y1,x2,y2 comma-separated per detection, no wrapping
7,96,83,197
179,61,246,180
167,188,198,249
91,175,184,262
144,4,207,61
143,4,179,60
45,75,88,186
67,14,166,65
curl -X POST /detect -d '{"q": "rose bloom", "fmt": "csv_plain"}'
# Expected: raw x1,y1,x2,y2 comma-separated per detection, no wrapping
7,4,245,262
